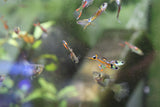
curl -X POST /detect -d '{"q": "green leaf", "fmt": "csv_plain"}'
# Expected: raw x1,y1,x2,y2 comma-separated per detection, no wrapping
38,77,48,88
3,76,14,88
45,63,57,72
57,86,78,100
22,89,42,103
43,92,56,101
33,21,55,39
0,87,8,94
41,54,58,62
38,78,57,94
11,32,19,38
7,39,19,47
0,38,7,46
59,100,67,107
32,40,42,49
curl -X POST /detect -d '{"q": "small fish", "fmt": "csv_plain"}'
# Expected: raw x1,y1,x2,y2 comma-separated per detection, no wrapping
110,60,124,66
0,16,9,30
30,64,44,78
120,41,144,55
92,71,129,101
88,54,118,71
92,71,111,87
0,75,5,82
74,0,94,20
77,2,108,29
63,40,79,63
110,0,121,22
34,22,47,33
116,0,121,22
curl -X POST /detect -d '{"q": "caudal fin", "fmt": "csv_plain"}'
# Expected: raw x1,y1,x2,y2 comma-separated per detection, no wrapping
112,82,129,102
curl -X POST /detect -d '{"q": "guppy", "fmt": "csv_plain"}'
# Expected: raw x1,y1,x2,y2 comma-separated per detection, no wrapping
63,40,79,63
88,54,118,71
77,2,108,29
74,0,94,20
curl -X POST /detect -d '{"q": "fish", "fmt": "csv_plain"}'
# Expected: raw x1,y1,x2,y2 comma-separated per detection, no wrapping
34,22,47,33
115,0,121,22
92,71,129,101
110,60,124,66
63,40,79,63
110,0,121,22
30,64,44,79
0,16,9,30
88,54,118,71
77,2,108,29
74,0,94,20
92,71,111,86
0,75,5,82
120,41,144,55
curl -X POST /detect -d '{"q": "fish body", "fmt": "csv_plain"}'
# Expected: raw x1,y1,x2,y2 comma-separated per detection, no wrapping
63,40,79,63
88,54,118,71
92,71,129,101
74,0,94,20
77,2,108,29
110,60,124,66
110,0,121,22
124,41,144,55
92,71,111,87
30,64,44,78
116,0,121,22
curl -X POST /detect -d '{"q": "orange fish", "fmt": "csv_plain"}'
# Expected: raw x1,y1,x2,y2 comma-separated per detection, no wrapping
63,40,79,63
77,2,108,29
88,54,118,71
74,0,94,20
119,41,144,55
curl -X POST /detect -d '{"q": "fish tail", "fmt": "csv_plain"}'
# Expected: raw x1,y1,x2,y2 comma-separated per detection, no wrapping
112,82,129,102
74,8,83,20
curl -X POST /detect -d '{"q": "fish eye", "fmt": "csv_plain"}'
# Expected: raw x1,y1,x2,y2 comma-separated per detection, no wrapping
92,56,96,59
